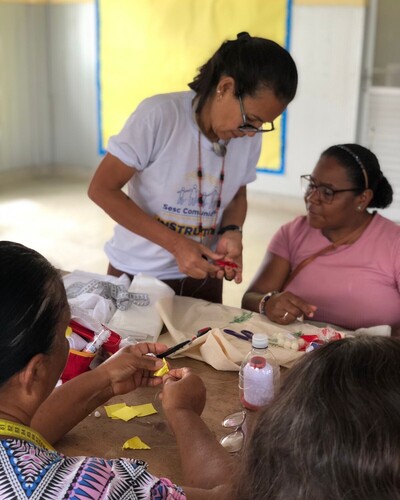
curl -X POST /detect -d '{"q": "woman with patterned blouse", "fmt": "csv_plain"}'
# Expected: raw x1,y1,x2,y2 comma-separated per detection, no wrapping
0,241,231,499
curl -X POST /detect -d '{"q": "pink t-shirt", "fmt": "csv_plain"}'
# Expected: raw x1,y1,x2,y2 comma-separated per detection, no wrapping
268,214,400,332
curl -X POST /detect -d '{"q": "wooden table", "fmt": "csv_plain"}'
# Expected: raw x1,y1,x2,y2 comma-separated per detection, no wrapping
56,357,240,486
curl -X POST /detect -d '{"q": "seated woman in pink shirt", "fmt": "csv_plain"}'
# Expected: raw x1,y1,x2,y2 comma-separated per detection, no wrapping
242,144,400,335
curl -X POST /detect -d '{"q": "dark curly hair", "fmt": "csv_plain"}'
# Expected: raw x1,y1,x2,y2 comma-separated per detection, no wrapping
322,144,393,209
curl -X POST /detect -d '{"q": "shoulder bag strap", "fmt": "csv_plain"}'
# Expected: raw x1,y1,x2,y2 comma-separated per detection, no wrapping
283,214,374,290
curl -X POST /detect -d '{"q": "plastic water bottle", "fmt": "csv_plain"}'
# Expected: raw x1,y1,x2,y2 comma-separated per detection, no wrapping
239,333,280,410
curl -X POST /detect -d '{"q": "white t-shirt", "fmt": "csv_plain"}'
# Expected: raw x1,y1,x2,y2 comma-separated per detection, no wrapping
105,91,260,279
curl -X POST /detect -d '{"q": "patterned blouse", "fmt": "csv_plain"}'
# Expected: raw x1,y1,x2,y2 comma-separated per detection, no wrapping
0,438,186,499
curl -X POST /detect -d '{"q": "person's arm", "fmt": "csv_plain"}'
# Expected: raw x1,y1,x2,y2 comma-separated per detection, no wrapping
160,369,235,499
219,185,247,229
215,185,247,283
31,342,167,444
242,251,316,324
88,153,222,279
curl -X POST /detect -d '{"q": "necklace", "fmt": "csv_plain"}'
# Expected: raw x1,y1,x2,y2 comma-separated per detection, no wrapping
212,141,227,157
192,96,228,158
0,419,55,451
197,130,225,243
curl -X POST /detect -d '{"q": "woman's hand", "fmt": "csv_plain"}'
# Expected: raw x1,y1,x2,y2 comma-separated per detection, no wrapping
33,342,169,444
99,342,168,397
264,291,317,324
160,368,206,416
171,235,223,279
214,231,243,283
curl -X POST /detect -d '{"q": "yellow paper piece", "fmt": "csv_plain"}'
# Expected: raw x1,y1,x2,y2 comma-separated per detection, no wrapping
122,436,151,450
111,406,141,422
104,403,126,418
111,403,157,421
131,403,157,417
153,358,170,377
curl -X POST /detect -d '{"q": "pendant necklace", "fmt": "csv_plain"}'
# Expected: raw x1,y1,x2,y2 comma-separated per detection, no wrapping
212,141,227,157
197,129,226,243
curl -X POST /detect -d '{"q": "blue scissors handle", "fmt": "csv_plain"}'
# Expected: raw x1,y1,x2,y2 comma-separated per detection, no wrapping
223,328,252,341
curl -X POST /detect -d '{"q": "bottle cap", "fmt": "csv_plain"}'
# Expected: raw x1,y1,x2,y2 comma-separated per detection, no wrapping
251,333,269,349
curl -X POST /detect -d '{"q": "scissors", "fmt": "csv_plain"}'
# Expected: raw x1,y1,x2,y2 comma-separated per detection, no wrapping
223,328,253,342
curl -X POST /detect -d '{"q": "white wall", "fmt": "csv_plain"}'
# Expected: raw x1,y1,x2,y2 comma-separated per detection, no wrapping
373,0,400,85
0,1,366,190
47,3,100,170
0,2,101,175
0,4,52,173
360,87,400,221
250,4,365,199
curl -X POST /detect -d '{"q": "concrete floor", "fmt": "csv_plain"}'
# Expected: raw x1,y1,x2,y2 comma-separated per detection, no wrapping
0,175,304,307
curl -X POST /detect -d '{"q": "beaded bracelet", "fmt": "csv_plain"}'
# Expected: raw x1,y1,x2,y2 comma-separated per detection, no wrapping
258,291,279,315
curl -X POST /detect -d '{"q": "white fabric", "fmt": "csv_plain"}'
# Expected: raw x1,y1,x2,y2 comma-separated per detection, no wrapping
155,296,391,371
156,296,304,370
108,273,175,343
68,294,116,327
63,270,131,330
105,91,260,279
63,271,174,344
309,322,391,337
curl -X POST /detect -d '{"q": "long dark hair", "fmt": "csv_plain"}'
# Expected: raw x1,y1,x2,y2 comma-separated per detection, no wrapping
322,144,393,209
237,336,400,499
188,32,298,113
0,241,68,385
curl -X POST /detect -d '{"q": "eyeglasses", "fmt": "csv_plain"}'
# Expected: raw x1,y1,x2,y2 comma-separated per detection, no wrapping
300,175,361,205
219,410,246,453
238,95,275,133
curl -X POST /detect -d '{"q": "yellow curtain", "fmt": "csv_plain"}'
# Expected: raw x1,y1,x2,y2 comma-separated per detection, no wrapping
98,0,291,171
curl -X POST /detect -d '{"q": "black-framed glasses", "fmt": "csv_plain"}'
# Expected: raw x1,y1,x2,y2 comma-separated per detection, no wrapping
300,175,361,205
219,410,246,453
238,95,275,133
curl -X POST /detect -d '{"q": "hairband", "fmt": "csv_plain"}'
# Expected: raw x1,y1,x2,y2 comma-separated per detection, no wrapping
336,145,369,190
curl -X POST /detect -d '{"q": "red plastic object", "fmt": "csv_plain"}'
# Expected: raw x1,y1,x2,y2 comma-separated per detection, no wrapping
214,259,238,269
61,320,122,383
61,350,95,383
300,334,320,344
69,319,121,354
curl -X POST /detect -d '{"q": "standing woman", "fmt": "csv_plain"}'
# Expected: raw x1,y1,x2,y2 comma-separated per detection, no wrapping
88,32,297,303
242,144,400,335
